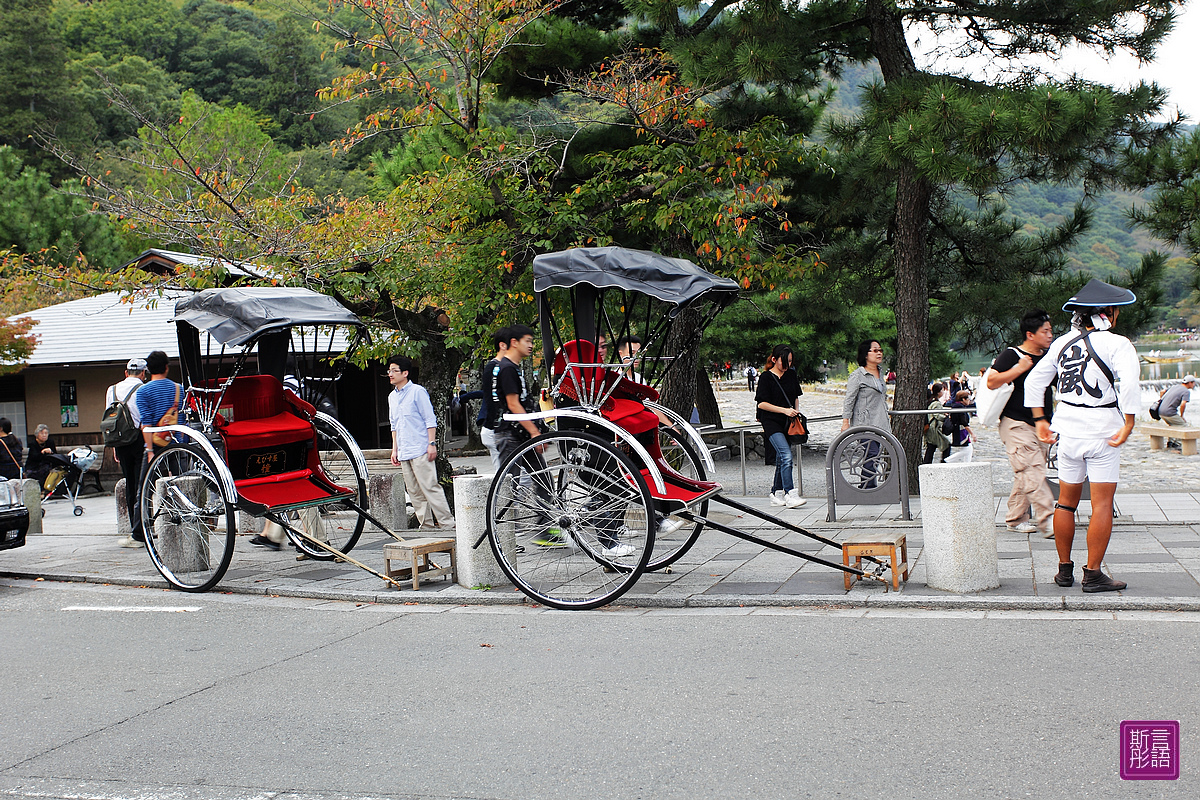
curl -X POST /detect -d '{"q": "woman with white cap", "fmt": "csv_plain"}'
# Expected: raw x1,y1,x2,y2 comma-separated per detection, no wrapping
1024,279,1141,593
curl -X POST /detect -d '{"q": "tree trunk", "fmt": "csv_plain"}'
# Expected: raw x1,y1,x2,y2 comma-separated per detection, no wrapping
891,164,933,492
694,367,722,428
416,338,466,504
866,0,928,491
658,307,703,421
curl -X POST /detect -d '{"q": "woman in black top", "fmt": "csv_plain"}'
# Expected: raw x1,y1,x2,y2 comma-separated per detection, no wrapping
24,424,59,483
0,417,23,480
754,345,807,508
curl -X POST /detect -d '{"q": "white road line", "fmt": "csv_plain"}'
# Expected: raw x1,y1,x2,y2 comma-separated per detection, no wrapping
61,606,202,612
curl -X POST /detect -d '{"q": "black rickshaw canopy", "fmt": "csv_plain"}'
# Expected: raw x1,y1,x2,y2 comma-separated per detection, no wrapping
532,246,740,310
174,286,365,346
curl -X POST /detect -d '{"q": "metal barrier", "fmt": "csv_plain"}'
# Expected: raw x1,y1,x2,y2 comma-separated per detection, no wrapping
824,425,911,522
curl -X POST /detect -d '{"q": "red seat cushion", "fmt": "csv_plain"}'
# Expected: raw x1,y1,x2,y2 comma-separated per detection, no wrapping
222,412,314,449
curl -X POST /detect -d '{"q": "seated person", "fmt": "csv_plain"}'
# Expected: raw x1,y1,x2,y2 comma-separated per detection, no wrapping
24,424,59,484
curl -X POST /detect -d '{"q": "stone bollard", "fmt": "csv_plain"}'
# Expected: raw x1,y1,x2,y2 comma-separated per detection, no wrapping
919,462,999,592
115,478,130,537
153,476,212,572
16,479,41,535
368,473,410,531
454,473,509,589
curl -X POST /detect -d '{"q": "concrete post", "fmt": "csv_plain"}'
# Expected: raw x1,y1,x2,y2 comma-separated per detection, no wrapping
368,473,410,531
17,479,41,535
919,462,999,592
115,478,130,537
152,476,212,572
454,474,509,589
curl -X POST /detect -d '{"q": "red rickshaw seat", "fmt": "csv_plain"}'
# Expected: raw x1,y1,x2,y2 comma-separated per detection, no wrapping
207,375,315,450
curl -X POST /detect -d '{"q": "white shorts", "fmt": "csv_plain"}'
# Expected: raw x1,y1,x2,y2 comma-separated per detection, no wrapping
1057,437,1121,484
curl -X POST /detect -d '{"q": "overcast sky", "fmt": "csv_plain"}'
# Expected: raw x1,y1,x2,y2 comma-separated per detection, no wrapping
907,4,1200,124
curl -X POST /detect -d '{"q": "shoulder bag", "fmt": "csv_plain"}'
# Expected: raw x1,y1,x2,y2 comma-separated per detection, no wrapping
151,384,181,448
975,348,1017,427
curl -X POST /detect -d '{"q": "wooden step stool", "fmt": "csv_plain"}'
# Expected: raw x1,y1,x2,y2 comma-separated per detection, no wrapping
842,530,909,591
383,538,458,590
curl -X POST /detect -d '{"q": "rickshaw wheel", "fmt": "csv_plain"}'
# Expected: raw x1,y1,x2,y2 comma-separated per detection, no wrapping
140,444,236,593
486,430,654,610
645,426,707,572
287,416,368,560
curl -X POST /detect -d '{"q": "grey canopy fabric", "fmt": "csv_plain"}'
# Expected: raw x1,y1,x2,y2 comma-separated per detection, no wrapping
174,287,364,346
532,246,740,308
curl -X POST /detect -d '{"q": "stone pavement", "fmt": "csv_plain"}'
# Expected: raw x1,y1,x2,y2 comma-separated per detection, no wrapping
4,485,1200,611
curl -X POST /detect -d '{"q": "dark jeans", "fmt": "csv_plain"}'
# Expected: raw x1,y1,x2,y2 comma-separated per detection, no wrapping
114,441,145,540
768,431,794,494
860,439,882,489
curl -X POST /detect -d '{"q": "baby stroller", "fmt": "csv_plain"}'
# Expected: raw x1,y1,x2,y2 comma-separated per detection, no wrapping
41,447,97,516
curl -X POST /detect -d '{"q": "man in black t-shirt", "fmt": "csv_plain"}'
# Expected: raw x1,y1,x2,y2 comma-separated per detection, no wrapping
479,326,509,471
987,309,1056,536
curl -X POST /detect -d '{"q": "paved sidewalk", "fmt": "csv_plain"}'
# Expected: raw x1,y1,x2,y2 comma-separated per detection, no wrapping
4,487,1200,611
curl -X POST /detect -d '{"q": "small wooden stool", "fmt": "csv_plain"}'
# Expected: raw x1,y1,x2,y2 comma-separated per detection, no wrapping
383,538,458,590
842,531,908,591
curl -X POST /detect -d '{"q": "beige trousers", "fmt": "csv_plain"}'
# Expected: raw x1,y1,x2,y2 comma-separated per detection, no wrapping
400,455,455,529
262,507,322,543
999,416,1055,528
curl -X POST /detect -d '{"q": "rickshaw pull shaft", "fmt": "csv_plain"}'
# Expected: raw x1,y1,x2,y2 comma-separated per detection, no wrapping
678,511,868,577
709,495,886,568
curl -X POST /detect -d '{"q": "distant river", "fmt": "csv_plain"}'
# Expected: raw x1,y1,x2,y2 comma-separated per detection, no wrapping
957,343,1198,383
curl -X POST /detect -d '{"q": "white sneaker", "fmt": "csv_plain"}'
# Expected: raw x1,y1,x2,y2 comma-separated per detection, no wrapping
769,491,786,506
117,536,142,548
658,517,686,536
1006,521,1037,534
601,543,635,559
784,490,807,508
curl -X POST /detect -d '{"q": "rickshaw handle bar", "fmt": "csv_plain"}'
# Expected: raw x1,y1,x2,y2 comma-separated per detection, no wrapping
712,494,881,560
266,511,409,591
678,510,868,577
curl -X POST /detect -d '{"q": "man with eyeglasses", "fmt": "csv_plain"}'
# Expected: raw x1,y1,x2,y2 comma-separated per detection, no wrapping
387,355,455,531
986,309,1056,537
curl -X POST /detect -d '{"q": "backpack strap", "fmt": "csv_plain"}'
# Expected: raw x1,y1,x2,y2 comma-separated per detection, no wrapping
1056,330,1119,408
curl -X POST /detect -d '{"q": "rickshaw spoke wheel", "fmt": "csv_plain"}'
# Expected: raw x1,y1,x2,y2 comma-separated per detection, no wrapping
486,431,654,610
645,426,707,572
140,444,235,592
288,416,368,560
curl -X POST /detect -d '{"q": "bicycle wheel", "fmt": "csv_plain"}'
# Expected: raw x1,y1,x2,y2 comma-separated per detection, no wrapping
287,416,368,560
645,426,708,572
487,430,654,610
140,444,236,592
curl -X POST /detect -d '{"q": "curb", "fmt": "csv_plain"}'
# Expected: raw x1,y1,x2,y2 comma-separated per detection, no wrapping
8,569,1200,612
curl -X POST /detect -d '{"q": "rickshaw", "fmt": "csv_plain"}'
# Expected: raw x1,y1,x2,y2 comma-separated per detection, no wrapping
483,246,895,609
140,286,408,592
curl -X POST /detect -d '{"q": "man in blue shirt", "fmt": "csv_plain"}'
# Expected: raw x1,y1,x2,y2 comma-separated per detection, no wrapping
388,355,455,531
136,351,182,458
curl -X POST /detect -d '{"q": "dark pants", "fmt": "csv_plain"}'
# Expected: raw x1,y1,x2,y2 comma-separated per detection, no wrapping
114,441,145,540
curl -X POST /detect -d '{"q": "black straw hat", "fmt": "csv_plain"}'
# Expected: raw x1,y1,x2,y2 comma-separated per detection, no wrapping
1061,278,1136,311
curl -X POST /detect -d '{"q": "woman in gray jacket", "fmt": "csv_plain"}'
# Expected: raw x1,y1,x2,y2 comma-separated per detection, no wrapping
841,340,891,487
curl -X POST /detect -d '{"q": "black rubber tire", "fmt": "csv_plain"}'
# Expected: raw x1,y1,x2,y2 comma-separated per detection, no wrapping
486,430,654,610
73,506,83,517
140,443,236,592
644,426,708,572
287,416,368,560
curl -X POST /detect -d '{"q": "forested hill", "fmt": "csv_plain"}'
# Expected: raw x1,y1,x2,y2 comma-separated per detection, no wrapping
824,62,1198,323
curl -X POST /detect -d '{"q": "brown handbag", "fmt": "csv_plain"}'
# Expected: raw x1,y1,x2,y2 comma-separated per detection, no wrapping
151,384,181,448
787,414,807,439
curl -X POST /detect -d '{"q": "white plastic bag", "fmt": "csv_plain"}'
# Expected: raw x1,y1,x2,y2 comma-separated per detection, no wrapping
974,349,1015,427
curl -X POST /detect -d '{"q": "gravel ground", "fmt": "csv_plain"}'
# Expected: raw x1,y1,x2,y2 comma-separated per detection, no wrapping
708,380,1200,496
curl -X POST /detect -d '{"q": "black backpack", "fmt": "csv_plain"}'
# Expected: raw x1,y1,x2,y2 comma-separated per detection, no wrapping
100,384,141,447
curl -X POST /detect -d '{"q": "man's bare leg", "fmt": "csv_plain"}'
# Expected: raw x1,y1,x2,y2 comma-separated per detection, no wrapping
1085,482,1117,570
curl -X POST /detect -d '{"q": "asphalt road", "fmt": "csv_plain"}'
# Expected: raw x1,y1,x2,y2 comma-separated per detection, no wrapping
1,578,1197,799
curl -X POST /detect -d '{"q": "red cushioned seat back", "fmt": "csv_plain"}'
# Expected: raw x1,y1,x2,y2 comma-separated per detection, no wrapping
214,375,287,423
